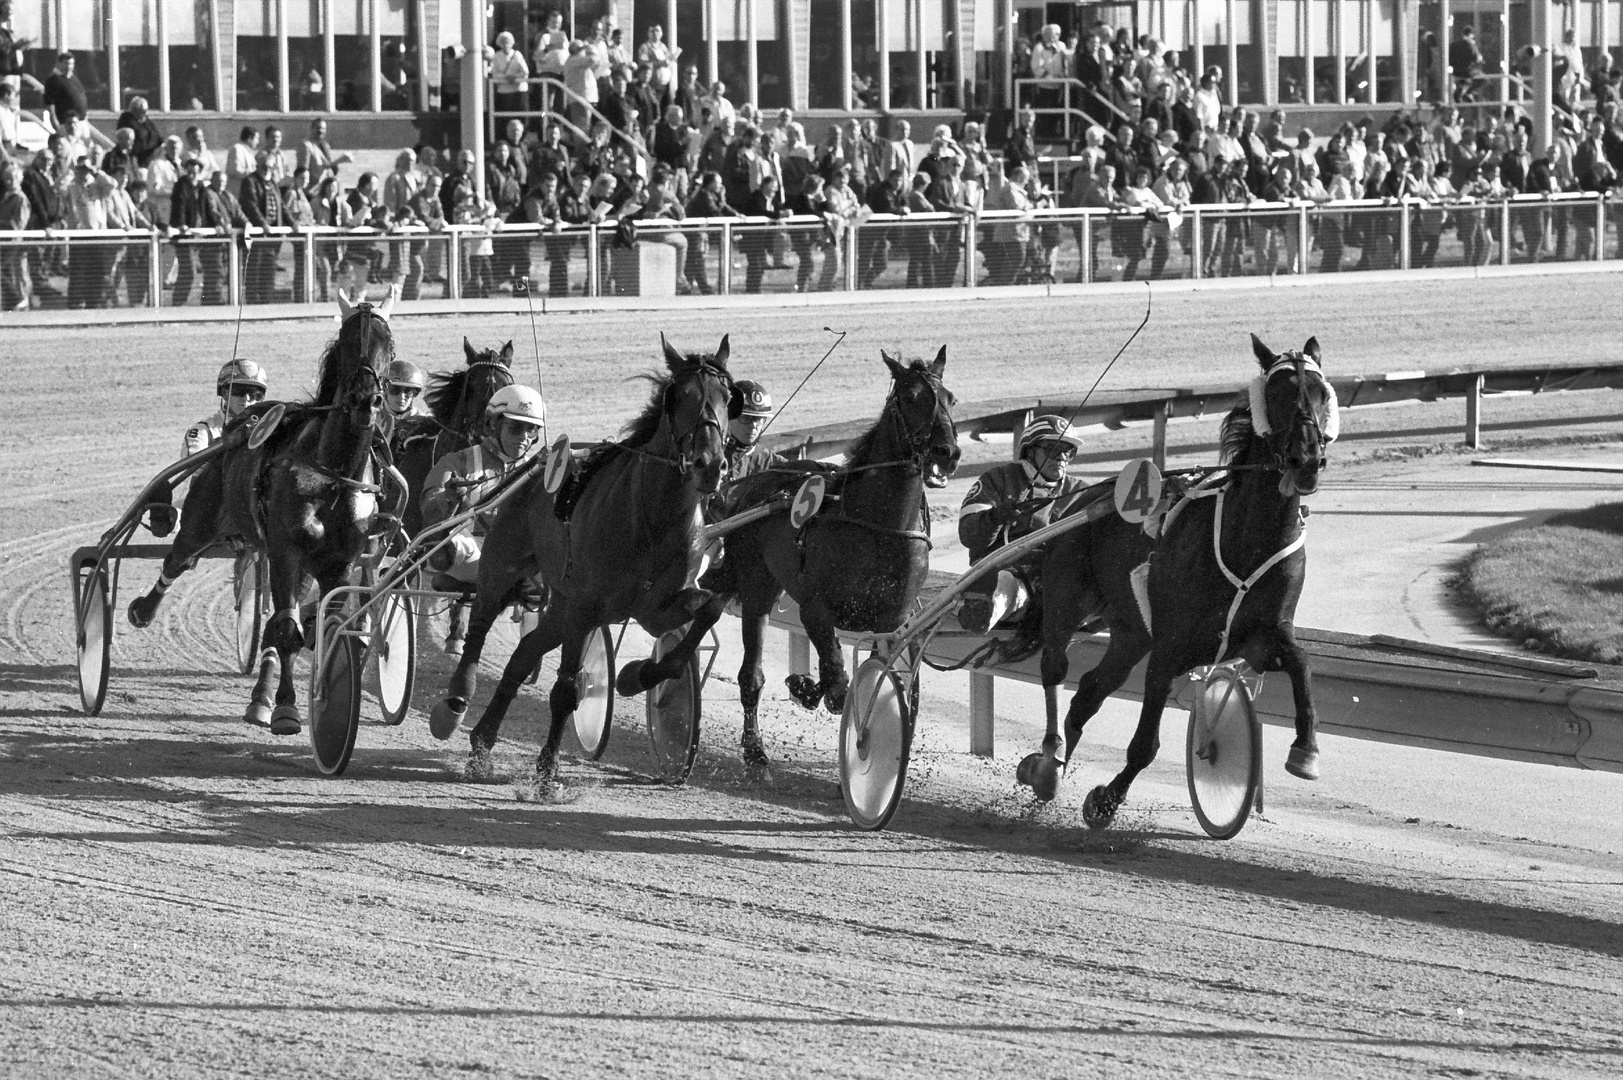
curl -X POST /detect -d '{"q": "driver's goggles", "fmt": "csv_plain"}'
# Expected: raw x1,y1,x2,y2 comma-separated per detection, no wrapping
226,387,265,402
387,384,421,399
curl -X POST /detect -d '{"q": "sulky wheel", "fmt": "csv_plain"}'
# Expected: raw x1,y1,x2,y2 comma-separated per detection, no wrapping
644,629,701,784
839,656,914,832
76,566,112,716
310,626,364,776
568,625,616,759
372,592,416,726
233,551,265,674
1186,666,1263,840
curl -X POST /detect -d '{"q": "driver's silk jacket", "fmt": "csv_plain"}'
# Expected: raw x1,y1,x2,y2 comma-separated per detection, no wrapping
957,460,1087,563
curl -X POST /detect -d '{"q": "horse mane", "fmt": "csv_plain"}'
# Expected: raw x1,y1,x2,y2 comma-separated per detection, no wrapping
843,356,932,468
620,346,725,447
314,309,393,405
423,368,468,426
1218,402,1254,466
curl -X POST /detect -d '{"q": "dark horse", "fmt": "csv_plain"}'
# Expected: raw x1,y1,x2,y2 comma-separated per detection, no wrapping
719,349,960,766
128,295,395,733
431,335,735,793
1017,335,1334,825
392,338,516,538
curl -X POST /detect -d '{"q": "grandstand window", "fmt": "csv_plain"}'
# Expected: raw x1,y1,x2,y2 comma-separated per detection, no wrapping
332,0,372,110
237,0,280,110
807,0,845,107
117,0,161,110
286,0,327,111
1278,0,1306,103
1312,0,1340,103
674,0,712,83
885,0,919,109
168,0,219,110
1374,0,1399,102
377,0,417,109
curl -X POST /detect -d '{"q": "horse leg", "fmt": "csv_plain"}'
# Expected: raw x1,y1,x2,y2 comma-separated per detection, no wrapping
1241,626,1320,780
466,612,566,781
737,604,770,769
431,553,527,740
784,599,845,712
1063,626,1152,760
1017,554,1090,801
613,592,724,697
1082,654,1176,830
128,466,222,628
533,623,585,798
255,545,310,735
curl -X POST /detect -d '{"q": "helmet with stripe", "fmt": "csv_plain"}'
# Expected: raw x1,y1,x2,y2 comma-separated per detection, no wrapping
216,359,268,396
732,379,773,418
485,384,546,427
1019,414,1084,454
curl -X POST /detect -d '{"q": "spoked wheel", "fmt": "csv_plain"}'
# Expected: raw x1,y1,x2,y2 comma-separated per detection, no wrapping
372,592,416,726
568,625,616,759
1186,666,1263,840
839,656,913,832
644,629,701,784
75,567,112,716
311,626,364,776
233,551,265,674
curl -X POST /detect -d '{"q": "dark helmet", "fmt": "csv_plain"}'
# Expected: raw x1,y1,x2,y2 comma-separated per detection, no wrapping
386,359,426,392
733,379,772,418
216,359,268,396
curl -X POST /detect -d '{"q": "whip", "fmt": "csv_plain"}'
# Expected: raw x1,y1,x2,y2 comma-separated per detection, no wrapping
750,325,848,446
518,275,548,442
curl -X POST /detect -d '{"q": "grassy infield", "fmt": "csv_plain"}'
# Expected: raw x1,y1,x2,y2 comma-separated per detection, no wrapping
1461,502,1623,664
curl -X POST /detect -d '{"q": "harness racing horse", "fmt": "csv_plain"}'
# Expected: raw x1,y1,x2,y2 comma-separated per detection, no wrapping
391,338,516,538
128,292,396,735
718,349,960,767
1017,335,1335,826
432,335,736,794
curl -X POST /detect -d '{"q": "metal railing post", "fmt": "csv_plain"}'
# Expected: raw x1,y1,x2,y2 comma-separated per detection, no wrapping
1191,208,1203,280
1598,195,1607,261
446,227,461,299
1080,213,1092,283
147,231,162,307
845,221,858,291
963,217,976,289
302,227,317,303
1398,200,1412,271
1299,204,1310,274
1500,201,1511,266
586,223,600,297
228,235,242,306
719,221,732,295
1465,373,1484,448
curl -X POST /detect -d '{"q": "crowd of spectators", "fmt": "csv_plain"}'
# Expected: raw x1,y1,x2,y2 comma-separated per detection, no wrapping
5,13,1623,310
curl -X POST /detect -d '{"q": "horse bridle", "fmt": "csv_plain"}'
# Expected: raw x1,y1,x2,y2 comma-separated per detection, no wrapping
880,370,956,478
662,360,734,477
1259,355,1332,473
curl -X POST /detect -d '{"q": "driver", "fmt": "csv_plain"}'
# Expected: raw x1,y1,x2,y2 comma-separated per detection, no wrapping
384,359,428,420
719,379,779,497
956,414,1086,634
149,360,269,536
420,384,546,589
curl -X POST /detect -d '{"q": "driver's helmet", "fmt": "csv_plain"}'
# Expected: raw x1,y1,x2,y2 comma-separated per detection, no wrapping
733,379,773,418
485,384,546,427
216,359,268,398
1019,414,1084,456
386,359,427,393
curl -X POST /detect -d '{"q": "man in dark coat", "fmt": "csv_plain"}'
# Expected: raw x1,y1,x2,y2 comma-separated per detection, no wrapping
42,51,87,129
115,96,165,166
169,158,208,305
240,150,287,303
20,149,61,302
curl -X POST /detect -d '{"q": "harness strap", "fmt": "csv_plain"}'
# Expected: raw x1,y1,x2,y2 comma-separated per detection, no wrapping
1209,488,1307,665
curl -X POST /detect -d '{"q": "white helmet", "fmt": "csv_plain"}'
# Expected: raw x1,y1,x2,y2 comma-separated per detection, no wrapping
485,384,546,427
1020,414,1084,454
217,359,268,396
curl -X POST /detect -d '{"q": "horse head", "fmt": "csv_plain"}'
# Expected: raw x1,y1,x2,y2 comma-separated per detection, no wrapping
656,333,733,494
881,345,961,488
325,287,396,432
426,337,517,437
1249,334,1339,497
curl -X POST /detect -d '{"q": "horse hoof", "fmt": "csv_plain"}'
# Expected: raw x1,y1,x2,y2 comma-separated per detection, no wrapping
269,705,302,737
1030,756,1063,803
1082,785,1119,830
1015,752,1042,787
430,699,465,741
614,659,649,698
127,596,157,629
741,737,772,771
526,764,563,803
243,698,273,727
823,683,848,714
1285,745,1321,781
784,674,822,710
464,743,495,782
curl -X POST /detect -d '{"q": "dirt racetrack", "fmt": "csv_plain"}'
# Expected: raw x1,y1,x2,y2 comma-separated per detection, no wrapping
2,277,1622,1078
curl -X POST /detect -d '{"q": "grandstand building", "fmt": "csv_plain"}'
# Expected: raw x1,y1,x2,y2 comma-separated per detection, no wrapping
6,1,1614,145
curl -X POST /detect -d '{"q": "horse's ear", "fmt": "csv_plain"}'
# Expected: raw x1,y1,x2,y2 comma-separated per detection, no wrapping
1250,333,1274,369
714,334,730,369
660,332,684,371
463,337,477,364
1303,336,1322,364
882,351,905,379
928,345,947,378
378,282,399,321
336,288,358,321
500,340,515,364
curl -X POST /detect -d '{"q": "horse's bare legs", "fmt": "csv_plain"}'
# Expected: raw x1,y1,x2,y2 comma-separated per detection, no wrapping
1018,623,1151,802
464,613,566,780
1239,625,1320,780
1083,656,1176,828
736,605,771,767
532,625,588,795
611,587,722,696
257,542,311,735
433,533,529,735
784,597,847,713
